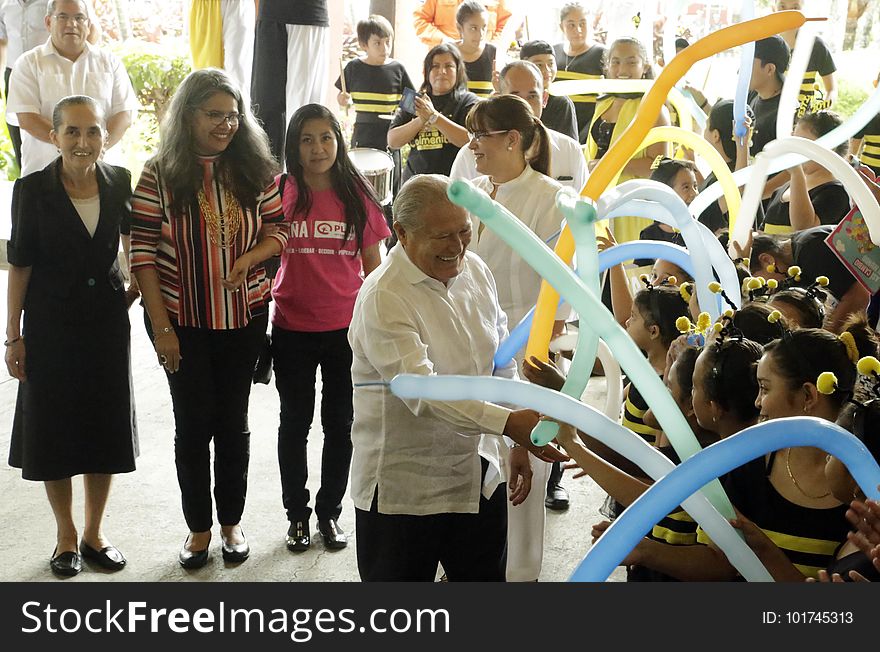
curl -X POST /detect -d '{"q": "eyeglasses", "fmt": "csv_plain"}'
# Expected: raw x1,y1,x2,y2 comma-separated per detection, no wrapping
468,129,510,142
199,110,243,126
53,13,89,25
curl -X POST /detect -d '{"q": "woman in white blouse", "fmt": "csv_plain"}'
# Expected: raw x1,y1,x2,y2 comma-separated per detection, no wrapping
465,93,568,582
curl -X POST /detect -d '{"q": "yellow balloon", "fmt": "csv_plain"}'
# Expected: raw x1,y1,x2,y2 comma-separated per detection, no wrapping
525,10,807,363
605,125,741,228
549,79,694,133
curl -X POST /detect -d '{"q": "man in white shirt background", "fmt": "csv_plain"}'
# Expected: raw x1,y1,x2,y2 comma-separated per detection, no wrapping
348,174,566,581
450,60,588,193
0,0,100,169
7,0,136,176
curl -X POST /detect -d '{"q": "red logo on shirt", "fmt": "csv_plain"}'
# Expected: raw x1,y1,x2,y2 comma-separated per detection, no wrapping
314,221,348,239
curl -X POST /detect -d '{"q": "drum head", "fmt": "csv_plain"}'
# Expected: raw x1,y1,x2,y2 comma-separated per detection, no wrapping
348,148,394,174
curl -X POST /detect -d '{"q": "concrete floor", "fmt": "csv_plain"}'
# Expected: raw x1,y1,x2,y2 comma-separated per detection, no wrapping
0,273,625,583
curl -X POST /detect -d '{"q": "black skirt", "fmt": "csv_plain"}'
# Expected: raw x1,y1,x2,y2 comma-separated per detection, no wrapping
8,291,138,481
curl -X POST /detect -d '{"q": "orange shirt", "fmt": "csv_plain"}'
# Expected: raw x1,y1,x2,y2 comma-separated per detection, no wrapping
413,0,511,48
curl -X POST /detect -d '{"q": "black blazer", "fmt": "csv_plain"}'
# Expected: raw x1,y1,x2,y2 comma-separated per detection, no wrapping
7,158,132,320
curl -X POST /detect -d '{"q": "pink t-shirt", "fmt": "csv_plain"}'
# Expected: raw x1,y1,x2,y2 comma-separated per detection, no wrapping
271,176,390,332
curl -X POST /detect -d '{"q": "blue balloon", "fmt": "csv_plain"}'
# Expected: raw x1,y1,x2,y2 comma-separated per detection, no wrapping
493,240,696,368
389,373,773,581
734,1,756,139
570,417,880,582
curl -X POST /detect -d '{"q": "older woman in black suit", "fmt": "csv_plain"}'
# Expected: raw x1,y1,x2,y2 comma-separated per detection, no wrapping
5,95,138,577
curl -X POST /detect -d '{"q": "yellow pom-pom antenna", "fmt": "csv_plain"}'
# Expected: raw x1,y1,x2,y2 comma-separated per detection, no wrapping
767,279,779,290
696,312,712,331
816,276,829,287
676,317,692,333
713,322,724,333
768,310,782,324
766,264,776,273
639,273,649,284
746,277,762,291
723,308,735,318
857,356,880,377
708,281,722,293
742,257,750,268
666,275,677,286
816,372,838,396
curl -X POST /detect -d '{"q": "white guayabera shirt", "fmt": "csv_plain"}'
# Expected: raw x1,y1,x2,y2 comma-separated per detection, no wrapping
348,245,516,516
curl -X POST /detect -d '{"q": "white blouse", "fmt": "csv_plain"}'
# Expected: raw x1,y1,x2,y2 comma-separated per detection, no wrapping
70,194,100,238
470,164,570,330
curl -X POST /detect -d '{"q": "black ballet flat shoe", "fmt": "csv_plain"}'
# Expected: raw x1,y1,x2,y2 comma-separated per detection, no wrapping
286,520,310,552
80,541,126,571
178,536,210,569
50,549,82,577
221,530,250,564
318,519,348,550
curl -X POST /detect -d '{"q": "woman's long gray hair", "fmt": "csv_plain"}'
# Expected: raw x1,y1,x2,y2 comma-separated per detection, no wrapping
152,68,278,214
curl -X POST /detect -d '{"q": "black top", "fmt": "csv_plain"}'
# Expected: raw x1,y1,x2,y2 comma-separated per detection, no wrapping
335,59,415,125
749,91,781,156
633,223,685,267
712,453,850,579
542,94,578,141
791,225,858,301
761,180,850,233
258,0,328,26
797,36,836,116
824,544,880,582
464,44,496,98
590,118,614,159
390,89,480,181
553,43,606,143
854,112,880,175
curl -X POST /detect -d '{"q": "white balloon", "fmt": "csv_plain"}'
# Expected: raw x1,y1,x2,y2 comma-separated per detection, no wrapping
730,136,880,254
776,21,816,140
692,83,880,220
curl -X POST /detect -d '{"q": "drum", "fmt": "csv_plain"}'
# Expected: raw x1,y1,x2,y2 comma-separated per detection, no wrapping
348,148,394,205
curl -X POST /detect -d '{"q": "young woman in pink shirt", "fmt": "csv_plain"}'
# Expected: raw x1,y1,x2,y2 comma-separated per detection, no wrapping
272,104,390,553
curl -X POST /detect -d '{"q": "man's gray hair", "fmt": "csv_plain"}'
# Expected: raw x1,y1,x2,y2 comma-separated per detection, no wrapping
499,60,544,93
393,174,453,232
47,0,91,17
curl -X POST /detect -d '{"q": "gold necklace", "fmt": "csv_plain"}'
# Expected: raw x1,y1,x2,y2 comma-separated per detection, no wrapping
197,187,242,248
785,448,831,500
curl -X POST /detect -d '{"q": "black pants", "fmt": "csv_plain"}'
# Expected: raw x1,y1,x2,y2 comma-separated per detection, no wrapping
147,313,267,532
4,67,22,170
272,326,353,523
251,20,289,160
355,460,508,582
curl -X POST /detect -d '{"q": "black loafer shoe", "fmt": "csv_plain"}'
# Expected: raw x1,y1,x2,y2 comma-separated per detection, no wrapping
178,536,210,569
221,531,250,563
318,519,348,550
286,520,310,552
50,549,82,577
545,483,570,511
80,541,126,571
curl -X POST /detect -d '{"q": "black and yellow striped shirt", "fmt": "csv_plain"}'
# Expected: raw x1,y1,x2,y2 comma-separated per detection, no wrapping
553,43,606,143
794,37,837,118
465,43,496,98
335,59,415,125
697,453,849,579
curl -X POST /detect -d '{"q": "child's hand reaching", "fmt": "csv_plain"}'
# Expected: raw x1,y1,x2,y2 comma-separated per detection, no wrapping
522,355,566,391
596,226,617,253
